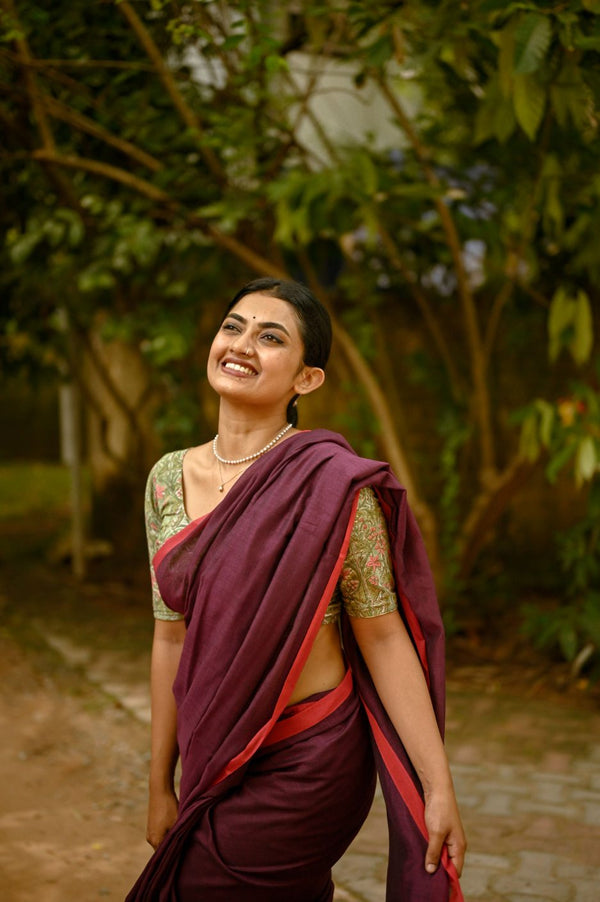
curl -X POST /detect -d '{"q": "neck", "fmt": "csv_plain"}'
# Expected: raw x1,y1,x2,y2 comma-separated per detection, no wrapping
214,408,293,463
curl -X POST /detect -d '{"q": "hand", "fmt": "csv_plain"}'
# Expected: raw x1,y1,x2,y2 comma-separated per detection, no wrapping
423,785,467,878
146,787,179,850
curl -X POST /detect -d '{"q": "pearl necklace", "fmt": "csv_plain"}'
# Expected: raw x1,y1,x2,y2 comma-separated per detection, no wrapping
212,422,293,466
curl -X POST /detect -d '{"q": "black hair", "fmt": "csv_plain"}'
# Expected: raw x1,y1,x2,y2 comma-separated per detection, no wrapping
225,277,332,426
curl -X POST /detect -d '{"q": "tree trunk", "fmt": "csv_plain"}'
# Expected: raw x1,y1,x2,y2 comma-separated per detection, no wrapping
81,328,161,561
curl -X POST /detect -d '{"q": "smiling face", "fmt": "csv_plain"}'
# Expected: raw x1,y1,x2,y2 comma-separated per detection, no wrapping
207,292,325,416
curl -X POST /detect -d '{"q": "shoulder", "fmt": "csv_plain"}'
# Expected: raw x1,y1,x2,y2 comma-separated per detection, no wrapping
295,429,357,464
148,448,187,477
146,449,187,497
298,430,388,481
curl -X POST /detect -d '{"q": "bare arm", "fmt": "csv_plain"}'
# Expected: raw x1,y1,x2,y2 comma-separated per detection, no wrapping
350,610,466,877
146,618,187,849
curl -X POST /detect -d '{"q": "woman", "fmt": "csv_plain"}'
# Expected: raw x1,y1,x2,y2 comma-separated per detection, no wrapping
127,278,466,901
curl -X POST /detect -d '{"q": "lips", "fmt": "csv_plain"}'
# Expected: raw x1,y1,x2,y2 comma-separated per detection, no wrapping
222,359,258,376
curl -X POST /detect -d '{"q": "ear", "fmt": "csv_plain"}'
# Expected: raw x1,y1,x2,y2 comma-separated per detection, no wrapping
293,365,325,397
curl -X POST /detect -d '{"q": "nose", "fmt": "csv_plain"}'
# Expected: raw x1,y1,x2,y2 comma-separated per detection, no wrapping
230,332,253,356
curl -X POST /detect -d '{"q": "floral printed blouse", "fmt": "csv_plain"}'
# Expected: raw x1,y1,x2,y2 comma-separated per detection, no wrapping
145,449,398,625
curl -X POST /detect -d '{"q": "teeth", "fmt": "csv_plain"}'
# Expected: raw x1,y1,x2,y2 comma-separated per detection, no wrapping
224,362,255,375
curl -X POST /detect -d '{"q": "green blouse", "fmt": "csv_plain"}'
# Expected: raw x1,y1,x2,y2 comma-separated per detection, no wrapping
145,449,398,625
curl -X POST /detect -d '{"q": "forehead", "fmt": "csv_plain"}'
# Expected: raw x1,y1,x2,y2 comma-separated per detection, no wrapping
228,293,301,333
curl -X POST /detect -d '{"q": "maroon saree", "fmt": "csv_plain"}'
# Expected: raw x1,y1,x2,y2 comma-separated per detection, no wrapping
127,430,463,901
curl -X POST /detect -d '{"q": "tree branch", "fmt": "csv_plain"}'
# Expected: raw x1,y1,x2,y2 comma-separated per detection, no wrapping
45,94,163,171
118,0,226,185
0,47,96,104
25,147,285,274
264,68,330,178
378,74,497,476
458,456,537,579
376,223,465,400
2,0,53,151
483,278,514,365
2,0,84,211
484,114,553,367
29,150,174,204
282,65,340,167
6,54,155,71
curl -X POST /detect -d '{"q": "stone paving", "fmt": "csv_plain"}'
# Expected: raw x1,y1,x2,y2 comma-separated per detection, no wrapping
35,626,600,902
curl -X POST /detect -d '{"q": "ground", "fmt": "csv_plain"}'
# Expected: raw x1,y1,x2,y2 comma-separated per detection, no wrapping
2,528,600,901
0,632,150,902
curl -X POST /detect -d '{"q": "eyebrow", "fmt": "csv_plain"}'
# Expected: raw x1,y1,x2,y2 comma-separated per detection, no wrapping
226,312,291,337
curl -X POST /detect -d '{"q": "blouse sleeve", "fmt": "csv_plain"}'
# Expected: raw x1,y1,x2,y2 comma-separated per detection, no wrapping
339,486,398,619
145,463,184,622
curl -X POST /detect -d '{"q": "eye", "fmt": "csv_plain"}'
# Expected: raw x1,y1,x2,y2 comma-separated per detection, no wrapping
222,321,240,333
261,332,284,344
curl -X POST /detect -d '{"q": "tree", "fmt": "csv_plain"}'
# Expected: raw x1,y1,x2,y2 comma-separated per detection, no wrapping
1,0,599,590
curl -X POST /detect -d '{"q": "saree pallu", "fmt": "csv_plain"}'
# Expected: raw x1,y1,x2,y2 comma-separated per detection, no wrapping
127,429,463,901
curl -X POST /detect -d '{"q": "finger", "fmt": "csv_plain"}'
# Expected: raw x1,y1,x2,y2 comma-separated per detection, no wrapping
425,832,444,874
447,835,467,878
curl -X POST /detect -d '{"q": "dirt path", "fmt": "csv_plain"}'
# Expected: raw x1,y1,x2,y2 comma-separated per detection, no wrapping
0,633,151,901
3,553,600,901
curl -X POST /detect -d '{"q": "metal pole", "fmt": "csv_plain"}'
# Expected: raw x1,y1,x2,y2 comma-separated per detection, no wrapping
57,309,86,579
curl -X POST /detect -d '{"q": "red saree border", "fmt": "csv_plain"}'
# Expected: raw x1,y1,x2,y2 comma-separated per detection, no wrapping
398,587,430,689
153,512,209,571
364,704,464,901
213,490,362,785
263,668,353,748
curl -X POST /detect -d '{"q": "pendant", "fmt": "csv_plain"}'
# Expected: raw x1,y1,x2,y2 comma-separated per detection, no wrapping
218,484,224,492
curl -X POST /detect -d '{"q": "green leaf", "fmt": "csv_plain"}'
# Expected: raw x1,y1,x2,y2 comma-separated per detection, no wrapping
265,54,288,74
353,151,378,197
548,288,593,365
497,21,516,96
575,435,597,485
514,14,552,75
474,94,497,144
513,73,546,139
572,34,600,51
77,267,116,292
548,287,573,362
550,60,592,132
572,291,593,365
546,441,577,483
558,624,578,662
536,399,555,447
494,100,517,142
221,34,245,51
541,154,563,235
142,331,189,366
550,81,570,129
519,413,541,462
273,200,295,247
474,77,516,144
55,209,85,248
366,35,394,68
9,230,42,265
390,183,441,200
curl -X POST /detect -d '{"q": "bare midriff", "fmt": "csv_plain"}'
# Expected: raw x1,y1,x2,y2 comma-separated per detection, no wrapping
287,621,347,706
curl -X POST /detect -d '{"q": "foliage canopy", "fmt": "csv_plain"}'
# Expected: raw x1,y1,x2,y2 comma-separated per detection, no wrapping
2,0,600,660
